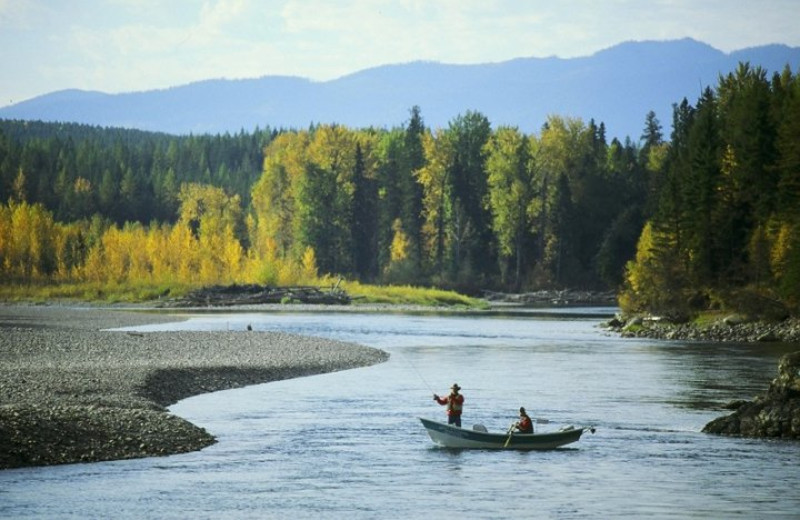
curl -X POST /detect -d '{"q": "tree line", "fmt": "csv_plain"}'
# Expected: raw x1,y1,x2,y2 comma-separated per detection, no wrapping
0,120,272,224
621,63,800,316
249,108,649,293
0,108,650,293
1,62,798,316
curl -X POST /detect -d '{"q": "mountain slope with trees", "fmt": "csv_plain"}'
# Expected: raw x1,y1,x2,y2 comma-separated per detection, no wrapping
1,62,799,317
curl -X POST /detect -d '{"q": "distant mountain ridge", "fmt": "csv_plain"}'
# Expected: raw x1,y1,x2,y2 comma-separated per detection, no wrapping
2,38,799,140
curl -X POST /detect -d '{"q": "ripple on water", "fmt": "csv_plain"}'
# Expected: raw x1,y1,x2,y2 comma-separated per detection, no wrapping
2,312,799,519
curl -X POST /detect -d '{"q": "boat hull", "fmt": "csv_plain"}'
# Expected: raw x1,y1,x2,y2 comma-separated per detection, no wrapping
419,417,588,450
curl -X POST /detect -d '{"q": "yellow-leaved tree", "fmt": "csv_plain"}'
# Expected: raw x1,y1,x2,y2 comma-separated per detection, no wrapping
484,126,535,288
619,221,686,315
416,129,454,274
300,246,319,284
145,223,170,283
383,218,414,284
0,201,59,281
178,183,244,284
167,222,198,283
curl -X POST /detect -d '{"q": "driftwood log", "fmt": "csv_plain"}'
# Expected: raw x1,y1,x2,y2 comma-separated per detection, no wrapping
164,283,351,307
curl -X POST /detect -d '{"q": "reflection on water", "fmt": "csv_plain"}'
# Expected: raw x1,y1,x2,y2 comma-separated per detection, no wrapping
1,310,798,519
649,341,795,411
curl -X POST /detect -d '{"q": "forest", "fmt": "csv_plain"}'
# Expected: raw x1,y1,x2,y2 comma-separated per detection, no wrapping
0,63,798,316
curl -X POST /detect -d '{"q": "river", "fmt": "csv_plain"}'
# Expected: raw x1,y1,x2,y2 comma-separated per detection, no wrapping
1,309,798,519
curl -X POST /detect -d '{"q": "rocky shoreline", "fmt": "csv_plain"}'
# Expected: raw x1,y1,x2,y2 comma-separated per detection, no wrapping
702,351,800,439
607,314,800,343
606,312,800,440
0,305,389,470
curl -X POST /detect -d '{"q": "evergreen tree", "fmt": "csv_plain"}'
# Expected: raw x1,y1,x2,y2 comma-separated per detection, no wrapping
118,167,141,224
775,68,800,223
684,87,721,286
374,129,406,278
717,63,779,280
352,143,379,280
446,111,494,285
401,106,426,272
640,110,664,158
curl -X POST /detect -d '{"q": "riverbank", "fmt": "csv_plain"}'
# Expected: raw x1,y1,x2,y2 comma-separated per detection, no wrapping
606,312,800,439
0,305,389,470
608,314,800,343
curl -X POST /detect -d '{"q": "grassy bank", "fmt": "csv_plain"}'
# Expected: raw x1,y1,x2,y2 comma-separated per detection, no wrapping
0,281,194,304
342,281,486,308
0,280,486,308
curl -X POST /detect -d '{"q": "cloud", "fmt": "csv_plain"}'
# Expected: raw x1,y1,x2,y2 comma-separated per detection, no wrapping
2,0,799,107
199,0,249,34
271,0,535,77
0,0,55,33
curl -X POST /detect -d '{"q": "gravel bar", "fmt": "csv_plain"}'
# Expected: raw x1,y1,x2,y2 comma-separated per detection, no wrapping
0,305,389,470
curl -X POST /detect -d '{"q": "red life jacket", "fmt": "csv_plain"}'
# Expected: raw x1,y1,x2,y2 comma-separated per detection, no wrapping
518,415,533,433
438,392,463,416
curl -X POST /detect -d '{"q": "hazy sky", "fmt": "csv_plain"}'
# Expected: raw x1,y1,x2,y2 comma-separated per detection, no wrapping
2,0,798,107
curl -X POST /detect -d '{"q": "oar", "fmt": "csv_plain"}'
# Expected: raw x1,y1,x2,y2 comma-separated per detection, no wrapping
503,423,516,448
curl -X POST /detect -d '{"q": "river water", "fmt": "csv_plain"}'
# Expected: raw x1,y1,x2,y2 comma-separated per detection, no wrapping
2,309,798,519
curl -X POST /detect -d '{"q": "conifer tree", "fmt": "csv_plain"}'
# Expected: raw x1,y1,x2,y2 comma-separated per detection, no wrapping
352,142,379,280
446,111,493,283
401,106,426,272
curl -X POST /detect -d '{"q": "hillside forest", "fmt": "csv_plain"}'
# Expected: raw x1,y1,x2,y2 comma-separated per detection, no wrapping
0,63,798,316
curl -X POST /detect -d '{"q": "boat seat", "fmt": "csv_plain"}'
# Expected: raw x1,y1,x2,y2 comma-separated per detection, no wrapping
472,424,488,433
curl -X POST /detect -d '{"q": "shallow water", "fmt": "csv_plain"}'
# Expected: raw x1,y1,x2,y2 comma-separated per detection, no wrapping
2,310,798,519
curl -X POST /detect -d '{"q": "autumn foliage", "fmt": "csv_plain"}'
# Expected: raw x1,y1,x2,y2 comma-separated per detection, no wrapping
1,63,799,315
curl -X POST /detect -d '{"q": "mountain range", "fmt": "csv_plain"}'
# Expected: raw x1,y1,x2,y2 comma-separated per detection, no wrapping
2,38,799,140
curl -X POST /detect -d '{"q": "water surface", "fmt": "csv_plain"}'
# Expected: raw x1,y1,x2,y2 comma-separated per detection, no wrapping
2,310,798,519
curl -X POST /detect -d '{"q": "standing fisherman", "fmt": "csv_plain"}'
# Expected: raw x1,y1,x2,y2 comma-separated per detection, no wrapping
434,383,464,427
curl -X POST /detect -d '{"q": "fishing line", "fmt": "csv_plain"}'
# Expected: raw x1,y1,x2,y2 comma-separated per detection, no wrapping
398,348,435,394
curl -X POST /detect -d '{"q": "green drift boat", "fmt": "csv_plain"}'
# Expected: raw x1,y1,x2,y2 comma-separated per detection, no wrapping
419,417,595,450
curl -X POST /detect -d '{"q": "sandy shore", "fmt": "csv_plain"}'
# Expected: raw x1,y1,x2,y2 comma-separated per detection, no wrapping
0,305,389,470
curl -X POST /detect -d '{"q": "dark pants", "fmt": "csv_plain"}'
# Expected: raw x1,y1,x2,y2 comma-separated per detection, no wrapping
448,415,462,428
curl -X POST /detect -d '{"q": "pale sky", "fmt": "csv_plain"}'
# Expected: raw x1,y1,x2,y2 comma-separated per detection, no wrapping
1,0,798,108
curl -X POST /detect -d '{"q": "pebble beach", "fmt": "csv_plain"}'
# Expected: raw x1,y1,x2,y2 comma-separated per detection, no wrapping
0,305,389,470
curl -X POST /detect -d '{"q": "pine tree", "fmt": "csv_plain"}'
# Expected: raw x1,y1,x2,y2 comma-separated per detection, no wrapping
401,106,426,272
446,111,494,283
352,142,378,280
684,87,720,285
717,63,779,279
